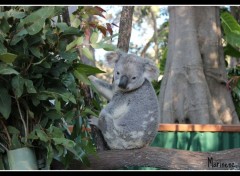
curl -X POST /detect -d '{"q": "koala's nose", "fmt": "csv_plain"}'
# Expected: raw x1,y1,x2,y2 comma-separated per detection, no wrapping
118,75,128,89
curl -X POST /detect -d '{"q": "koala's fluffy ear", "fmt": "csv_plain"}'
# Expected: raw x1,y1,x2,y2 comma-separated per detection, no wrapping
143,59,160,81
105,51,122,67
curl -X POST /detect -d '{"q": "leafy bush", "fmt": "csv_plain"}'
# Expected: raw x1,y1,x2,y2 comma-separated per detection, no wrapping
0,6,116,169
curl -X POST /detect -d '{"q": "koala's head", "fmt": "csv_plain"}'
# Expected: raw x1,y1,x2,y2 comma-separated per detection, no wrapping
105,51,159,92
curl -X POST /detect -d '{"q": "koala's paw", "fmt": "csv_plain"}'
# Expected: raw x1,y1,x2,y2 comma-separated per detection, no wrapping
88,116,99,127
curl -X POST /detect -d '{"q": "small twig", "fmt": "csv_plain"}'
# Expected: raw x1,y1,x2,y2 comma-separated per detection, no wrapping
0,119,11,149
0,142,8,152
15,95,28,143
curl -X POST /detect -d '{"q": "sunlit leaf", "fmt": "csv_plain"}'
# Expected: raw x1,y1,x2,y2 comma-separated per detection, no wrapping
90,31,99,44
81,47,94,60
66,37,84,51
0,53,17,63
74,63,105,75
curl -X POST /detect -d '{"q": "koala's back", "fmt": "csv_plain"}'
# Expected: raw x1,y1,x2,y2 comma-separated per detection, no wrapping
99,79,160,149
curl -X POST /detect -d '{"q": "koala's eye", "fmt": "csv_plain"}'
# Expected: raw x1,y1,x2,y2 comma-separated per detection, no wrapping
132,76,136,80
117,71,120,75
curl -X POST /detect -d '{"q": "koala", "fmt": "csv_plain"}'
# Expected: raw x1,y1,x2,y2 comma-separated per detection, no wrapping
88,51,160,150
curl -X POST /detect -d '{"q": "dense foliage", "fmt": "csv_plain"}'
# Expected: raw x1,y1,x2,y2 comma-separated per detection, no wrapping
0,6,116,169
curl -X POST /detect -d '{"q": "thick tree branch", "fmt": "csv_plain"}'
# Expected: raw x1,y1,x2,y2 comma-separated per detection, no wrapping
117,6,134,53
52,147,240,170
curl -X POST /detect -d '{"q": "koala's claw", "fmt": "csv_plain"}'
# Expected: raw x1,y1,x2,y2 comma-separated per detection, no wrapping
88,116,99,127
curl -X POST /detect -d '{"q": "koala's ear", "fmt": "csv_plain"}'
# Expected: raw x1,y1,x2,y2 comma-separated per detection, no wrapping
143,59,160,81
105,51,122,67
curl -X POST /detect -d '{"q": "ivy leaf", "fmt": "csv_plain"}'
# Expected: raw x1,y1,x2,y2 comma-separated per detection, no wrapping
0,63,19,75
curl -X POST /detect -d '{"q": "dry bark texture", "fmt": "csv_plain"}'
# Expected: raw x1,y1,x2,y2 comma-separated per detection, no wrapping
117,6,134,52
159,6,239,124
51,147,240,170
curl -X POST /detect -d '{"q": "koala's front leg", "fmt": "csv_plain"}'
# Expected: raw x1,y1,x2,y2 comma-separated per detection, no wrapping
88,75,113,101
88,115,99,128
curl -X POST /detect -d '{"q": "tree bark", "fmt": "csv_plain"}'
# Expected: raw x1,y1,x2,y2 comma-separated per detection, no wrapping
52,147,240,170
117,6,134,53
159,6,239,124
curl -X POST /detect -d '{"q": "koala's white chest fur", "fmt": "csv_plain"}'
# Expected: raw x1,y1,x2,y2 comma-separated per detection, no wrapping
111,103,129,119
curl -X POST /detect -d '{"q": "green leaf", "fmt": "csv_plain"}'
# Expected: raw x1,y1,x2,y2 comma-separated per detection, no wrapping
29,46,43,58
0,87,11,119
91,42,116,51
73,70,91,85
0,17,10,33
36,129,49,142
53,138,75,148
59,52,78,64
28,131,38,140
55,98,61,113
40,89,76,104
61,27,84,36
10,134,22,149
7,9,26,19
10,33,26,46
31,95,40,106
56,22,69,33
24,79,37,93
0,42,7,55
82,108,98,117
81,47,94,60
25,18,45,35
0,63,19,75
44,110,62,120
101,33,119,42
90,31,98,44
71,18,81,28
66,37,83,51
74,63,105,75
7,126,20,134
23,7,55,23
12,75,24,98
0,53,18,64
47,125,64,138
46,144,54,168
224,32,240,48
61,73,77,95
221,12,240,34
224,44,240,58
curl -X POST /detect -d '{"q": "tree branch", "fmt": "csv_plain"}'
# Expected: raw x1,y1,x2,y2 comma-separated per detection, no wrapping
52,147,240,170
117,6,134,53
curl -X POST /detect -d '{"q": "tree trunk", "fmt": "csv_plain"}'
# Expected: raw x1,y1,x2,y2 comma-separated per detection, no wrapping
117,6,134,53
52,147,240,170
159,6,239,124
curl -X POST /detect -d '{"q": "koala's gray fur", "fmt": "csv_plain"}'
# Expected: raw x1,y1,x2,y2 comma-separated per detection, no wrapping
89,51,160,150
